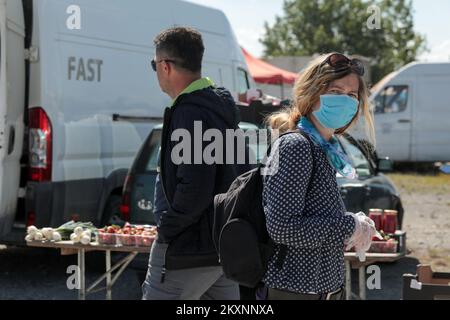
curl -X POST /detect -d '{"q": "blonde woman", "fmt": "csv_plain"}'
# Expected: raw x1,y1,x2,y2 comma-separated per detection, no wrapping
261,53,377,300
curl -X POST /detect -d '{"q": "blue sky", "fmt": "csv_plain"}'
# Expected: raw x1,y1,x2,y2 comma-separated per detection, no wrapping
187,0,450,61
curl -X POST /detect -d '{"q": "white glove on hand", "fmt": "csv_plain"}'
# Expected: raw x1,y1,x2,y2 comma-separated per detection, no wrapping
345,212,379,262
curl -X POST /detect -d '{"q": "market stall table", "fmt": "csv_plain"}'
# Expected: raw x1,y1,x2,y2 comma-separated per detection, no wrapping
27,240,152,300
344,251,406,300
28,232,406,301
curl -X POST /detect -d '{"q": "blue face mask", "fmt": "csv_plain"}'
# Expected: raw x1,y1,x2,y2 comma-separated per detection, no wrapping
313,94,359,129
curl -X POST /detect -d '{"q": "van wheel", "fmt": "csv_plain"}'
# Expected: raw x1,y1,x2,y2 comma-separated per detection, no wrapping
101,194,125,227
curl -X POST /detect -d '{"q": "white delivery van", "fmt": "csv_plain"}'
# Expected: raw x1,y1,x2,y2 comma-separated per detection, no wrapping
0,0,254,242
351,62,450,164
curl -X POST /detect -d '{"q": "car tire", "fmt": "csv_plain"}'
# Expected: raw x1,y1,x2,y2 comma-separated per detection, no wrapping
397,204,404,230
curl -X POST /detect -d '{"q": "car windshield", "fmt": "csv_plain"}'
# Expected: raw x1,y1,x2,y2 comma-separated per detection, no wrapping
249,139,268,163
338,136,372,178
145,130,161,172
244,129,269,164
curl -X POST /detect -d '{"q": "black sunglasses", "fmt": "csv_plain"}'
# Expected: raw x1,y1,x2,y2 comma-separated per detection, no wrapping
151,59,177,72
323,53,365,77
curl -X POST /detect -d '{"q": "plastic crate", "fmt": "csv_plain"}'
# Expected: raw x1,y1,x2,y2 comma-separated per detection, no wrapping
116,233,137,247
369,240,398,253
97,231,117,245
403,265,450,300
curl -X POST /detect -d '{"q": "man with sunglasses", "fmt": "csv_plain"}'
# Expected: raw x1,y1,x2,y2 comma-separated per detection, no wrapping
142,27,245,300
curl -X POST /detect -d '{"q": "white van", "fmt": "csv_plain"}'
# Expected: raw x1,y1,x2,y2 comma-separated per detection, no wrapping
0,0,254,242
352,62,450,164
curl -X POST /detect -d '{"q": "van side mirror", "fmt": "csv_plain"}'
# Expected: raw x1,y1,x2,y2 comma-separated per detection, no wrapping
378,158,394,172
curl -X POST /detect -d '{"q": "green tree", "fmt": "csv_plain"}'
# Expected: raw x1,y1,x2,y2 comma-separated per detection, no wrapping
261,0,427,84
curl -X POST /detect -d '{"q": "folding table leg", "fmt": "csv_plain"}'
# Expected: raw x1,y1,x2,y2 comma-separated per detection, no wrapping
78,248,86,300
345,260,351,300
359,266,366,300
106,250,112,300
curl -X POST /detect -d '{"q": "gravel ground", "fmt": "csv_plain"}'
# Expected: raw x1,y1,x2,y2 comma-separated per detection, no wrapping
386,173,450,272
0,246,145,300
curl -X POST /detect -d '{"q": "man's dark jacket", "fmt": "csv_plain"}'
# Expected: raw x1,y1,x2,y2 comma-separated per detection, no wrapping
158,85,251,270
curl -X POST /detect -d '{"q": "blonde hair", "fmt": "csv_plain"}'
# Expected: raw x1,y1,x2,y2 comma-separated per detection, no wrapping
267,53,375,145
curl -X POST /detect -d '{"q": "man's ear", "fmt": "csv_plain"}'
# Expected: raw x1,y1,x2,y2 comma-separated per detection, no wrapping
163,61,171,76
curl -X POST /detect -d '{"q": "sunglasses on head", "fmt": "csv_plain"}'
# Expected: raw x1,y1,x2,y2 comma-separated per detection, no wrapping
151,58,178,72
323,53,365,77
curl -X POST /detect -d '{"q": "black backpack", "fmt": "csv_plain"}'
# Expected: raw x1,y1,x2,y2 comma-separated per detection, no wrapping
212,130,316,288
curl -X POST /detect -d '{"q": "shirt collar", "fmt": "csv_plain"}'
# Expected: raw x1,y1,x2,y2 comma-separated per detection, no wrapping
171,77,215,107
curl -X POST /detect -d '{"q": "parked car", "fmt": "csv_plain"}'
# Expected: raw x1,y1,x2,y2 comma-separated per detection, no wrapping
120,123,404,229
338,134,404,227
119,122,265,226
122,121,265,280
125,122,405,299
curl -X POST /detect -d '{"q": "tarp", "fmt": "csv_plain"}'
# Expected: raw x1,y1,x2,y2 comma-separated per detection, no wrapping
242,48,298,85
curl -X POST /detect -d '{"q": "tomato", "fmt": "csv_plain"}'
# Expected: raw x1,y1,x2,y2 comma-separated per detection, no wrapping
107,226,116,234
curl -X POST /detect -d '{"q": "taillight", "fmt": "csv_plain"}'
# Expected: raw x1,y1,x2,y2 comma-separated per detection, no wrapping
120,198,130,221
26,211,36,227
29,107,52,182
120,175,132,221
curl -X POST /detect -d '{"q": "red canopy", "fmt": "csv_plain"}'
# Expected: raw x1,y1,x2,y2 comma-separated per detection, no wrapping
242,48,298,85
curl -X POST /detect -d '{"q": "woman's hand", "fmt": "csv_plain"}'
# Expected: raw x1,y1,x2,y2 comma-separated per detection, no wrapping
345,212,378,261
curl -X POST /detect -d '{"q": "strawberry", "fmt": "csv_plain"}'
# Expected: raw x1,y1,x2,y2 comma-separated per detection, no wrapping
107,226,116,234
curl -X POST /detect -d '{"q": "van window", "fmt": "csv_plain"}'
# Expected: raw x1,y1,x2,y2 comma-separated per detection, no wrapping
237,68,250,94
374,86,409,114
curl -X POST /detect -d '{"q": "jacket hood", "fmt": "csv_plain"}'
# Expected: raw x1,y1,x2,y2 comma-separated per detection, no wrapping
176,86,240,128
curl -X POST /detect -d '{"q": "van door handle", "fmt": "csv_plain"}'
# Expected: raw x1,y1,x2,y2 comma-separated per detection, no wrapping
8,126,15,155
398,119,411,124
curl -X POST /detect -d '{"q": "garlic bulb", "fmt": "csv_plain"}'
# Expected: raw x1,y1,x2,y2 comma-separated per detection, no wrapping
42,228,54,240
81,230,91,238
80,235,91,245
27,226,38,236
34,232,44,241
70,233,80,243
74,227,84,236
52,232,62,242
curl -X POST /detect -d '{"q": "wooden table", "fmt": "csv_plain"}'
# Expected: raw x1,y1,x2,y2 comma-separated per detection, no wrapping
27,240,151,300
344,252,406,300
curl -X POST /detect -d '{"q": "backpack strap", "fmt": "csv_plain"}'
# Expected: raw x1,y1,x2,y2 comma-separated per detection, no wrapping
266,129,317,271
